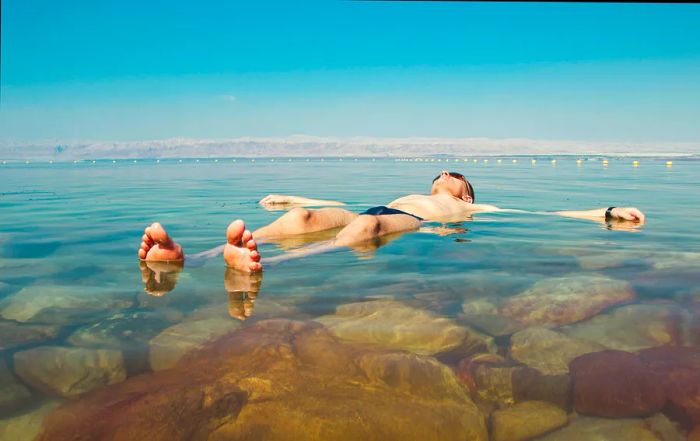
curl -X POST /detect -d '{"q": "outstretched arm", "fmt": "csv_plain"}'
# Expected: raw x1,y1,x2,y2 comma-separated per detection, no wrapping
259,194,346,209
465,203,646,227
553,207,645,223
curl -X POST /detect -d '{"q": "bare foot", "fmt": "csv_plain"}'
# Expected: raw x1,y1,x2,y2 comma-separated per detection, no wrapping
223,220,262,272
138,222,184,262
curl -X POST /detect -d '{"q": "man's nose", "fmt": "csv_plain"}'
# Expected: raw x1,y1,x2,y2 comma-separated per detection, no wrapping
441,170,449,178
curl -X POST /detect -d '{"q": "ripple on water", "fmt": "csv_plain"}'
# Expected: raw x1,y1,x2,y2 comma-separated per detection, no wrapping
0,239,61,259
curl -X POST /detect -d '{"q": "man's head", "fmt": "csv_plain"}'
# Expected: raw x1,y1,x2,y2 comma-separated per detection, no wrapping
431,170,475,203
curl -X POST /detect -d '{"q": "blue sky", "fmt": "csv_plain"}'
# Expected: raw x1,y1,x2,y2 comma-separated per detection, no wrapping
2,1,699,141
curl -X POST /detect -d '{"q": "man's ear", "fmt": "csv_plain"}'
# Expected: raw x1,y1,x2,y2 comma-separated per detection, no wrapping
463,195,473,203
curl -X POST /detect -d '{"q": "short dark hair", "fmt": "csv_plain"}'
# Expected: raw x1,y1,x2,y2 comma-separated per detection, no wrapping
432,172,475,202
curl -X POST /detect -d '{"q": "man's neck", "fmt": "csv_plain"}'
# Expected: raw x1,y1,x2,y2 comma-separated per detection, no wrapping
431,190,464,201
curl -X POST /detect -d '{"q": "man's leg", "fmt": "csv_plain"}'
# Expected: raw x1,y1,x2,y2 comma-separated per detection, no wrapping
144,207,358,266
252,207,358,239
263,213,422,265
334,214,422,246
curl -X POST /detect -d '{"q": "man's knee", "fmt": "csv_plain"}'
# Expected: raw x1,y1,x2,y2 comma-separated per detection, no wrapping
287,207,312,223
353,215,382,235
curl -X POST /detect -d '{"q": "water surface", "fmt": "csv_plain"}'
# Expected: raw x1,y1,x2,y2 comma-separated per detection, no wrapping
1,157,698,440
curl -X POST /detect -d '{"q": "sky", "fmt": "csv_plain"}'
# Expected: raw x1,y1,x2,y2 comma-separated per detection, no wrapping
1,1,700,142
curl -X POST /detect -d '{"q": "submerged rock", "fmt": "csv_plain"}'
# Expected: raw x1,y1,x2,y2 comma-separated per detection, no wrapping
148,317,241,371
536,414,685,441
0,321,60,351
512,367,572,411
510,327,605,375
490,400,567,441
570,350,666,418
459,358,571,409
67,311,173,349
500,275,634,327
689,425,700,441
0,285,133,325
13,346,126,397
461,297,526,337
0,359,32,412
67,310,175,375
0,400,59,441
561,304,682,352
576,250,630,271
315,300,474,355
639,346,700,430
357,352,466,400
37,319,488,441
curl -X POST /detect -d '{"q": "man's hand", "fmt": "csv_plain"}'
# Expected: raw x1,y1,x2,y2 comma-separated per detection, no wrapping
610,207,645,223
259,194,346,210
259,194,298,206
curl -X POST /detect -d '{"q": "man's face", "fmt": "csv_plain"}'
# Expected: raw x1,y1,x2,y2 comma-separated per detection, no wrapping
431,170,471,202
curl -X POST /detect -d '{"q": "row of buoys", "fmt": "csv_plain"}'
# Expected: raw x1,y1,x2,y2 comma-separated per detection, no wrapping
0,158,677,166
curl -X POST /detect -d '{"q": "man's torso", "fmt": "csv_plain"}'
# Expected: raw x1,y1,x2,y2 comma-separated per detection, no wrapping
386,194,498,221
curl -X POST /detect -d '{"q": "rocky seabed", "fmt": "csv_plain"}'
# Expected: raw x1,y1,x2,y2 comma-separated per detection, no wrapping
0,275,698,440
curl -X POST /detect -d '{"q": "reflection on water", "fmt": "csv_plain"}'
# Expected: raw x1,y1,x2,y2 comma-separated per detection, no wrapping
225,269,262,321
139,261,184,296
0,159,699,440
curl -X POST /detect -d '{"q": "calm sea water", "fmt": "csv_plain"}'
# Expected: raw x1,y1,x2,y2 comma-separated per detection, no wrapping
1,157,699,439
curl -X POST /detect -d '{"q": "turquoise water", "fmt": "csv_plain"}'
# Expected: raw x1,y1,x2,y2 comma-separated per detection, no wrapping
1,158,699,439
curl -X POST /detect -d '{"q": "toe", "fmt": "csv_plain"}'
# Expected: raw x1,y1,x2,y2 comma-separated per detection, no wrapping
227,220,246,245
246,239,257,250
242,229,253,244
249,262,262,272
148,222,171,245
250,250,260,261
138,248,147,259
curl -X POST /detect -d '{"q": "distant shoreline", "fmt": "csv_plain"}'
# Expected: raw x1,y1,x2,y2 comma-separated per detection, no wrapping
1,135,698,160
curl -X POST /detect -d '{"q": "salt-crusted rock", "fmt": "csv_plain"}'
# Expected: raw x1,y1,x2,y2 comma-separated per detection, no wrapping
490,400,567,441
315,300,476,355
13,346,126,397
148,317,241,371
0,320,60,351
510,327,605,375
570,350,666,418
499,274,634,326
0,285,133,325
561,304,682,352
37,319,488,441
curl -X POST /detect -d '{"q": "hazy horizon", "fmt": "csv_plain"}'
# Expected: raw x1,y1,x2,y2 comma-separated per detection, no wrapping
1,134,698,160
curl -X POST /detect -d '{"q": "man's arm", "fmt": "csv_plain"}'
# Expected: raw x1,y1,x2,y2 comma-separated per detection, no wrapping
553,207,645,223
259,194,346,209
467,203,646,226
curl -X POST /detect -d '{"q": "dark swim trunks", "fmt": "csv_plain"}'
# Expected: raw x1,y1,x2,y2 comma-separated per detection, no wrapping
360,206,424,222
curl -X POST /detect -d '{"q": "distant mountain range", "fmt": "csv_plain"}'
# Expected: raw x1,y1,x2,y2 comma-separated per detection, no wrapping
0,135,698,160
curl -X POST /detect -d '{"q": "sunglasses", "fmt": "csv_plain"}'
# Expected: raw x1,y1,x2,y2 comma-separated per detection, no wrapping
432,172,466,183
